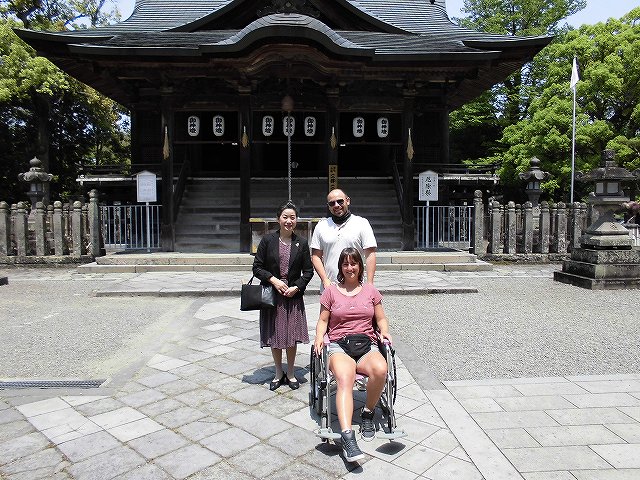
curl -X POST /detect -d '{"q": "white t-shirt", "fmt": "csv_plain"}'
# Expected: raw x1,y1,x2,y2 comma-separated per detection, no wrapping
310,214,377,284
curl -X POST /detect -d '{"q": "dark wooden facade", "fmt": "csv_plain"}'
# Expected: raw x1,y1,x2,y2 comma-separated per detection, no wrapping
15,0,551,251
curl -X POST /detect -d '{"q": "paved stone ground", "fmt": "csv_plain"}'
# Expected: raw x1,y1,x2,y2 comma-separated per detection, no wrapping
0,265,638,479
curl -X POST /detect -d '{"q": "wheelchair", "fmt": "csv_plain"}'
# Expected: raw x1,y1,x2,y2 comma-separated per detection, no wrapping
309,334,406,442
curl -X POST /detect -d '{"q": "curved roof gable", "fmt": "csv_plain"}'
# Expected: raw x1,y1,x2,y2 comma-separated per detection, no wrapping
211,14,372,55
74,0,453,34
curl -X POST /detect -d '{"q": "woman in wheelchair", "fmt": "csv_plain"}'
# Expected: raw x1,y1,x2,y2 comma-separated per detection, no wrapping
314,247,392,463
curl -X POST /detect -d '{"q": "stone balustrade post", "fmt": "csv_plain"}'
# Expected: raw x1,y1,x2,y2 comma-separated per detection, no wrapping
15,202,29,256
571,202,582,250
64,203,71,238
53,201,65,255
505,201,517,253
539,201,550,254
489,201,502,254
555,202,567,254
550,204,557,248
72,201,84,257
88,189,101,257
472,190,485,255
35,201,46,256
0,202,10,256
580,203,589,233
47,204,53,228
523,201,533,254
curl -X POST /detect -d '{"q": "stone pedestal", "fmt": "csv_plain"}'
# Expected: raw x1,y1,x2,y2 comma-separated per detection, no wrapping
554,247,640,289
554,213,640,289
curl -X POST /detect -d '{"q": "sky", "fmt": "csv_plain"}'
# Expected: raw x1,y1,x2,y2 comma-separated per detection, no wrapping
446,0,636,26
114,0,638,27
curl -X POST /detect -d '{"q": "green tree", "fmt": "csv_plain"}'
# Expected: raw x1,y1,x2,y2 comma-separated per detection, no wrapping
450,0,586,165
0,0,127,203
487,8,640,201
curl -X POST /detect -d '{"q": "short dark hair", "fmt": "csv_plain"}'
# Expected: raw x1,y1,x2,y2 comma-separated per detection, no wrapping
336,247,364,284
277,200,299,218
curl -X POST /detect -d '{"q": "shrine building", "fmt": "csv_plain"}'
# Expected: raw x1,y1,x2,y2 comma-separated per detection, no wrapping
15,0,551,252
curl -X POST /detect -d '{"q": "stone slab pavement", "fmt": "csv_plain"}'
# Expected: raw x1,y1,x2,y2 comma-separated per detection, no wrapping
0,265,638,479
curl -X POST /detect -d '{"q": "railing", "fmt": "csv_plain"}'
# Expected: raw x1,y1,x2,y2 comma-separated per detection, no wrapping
624,223,640,247
100,204,162,251
249,217,320,254
173,159,191,222
414,205,474,250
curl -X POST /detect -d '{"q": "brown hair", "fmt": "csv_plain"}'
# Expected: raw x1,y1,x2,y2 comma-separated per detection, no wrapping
336,247,364,284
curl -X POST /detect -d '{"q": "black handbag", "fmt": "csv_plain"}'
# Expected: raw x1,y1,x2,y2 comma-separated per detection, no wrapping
336,334,372,360
240,276,276,311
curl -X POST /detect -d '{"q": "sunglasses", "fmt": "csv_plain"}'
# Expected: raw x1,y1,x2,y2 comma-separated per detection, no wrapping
327,199,345,207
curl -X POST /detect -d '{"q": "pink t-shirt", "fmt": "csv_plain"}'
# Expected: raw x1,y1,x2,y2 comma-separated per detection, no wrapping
320,283,383,343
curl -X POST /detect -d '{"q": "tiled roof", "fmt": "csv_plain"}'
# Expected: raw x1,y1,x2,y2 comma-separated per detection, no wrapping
34,12,547,60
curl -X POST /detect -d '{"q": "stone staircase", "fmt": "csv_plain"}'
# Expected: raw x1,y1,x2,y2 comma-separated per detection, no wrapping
174,177,404,252
79,251,491,273
174,179,241,252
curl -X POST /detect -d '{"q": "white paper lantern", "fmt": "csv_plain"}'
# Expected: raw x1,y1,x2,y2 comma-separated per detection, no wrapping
353,116,365,138
283,116,295,137
213,115,225,137
304,116,316,136
187,115,200,137
377,117,389,138
262,115,274,136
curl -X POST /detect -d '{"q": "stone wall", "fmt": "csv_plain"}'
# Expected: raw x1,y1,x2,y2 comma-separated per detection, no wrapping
472,190,592,262
0,190,101,264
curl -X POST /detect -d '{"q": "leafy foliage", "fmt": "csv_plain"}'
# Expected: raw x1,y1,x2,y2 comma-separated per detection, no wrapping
451,3,640,202
0,0,128,203
487,8,640,201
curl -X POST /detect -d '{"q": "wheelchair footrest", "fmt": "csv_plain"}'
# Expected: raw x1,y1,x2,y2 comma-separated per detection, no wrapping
377,429,408,440
314,428,342,441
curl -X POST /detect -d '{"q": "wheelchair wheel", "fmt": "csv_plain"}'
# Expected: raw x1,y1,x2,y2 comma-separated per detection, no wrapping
310,346,326,417
378,346,397,428
309,346,317,408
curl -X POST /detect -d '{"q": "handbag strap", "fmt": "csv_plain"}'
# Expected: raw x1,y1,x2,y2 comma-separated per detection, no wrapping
247,275,255,285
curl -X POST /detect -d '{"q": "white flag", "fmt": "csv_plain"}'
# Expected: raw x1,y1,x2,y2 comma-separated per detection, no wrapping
570,57,579,91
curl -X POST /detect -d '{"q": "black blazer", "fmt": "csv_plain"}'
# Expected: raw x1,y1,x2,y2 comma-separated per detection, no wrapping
252,231,313,299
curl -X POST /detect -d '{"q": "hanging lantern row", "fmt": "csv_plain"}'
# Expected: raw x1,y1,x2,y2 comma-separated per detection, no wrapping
354,116,389,138
262,115,315,137
188,114,390,138
187,115,226,137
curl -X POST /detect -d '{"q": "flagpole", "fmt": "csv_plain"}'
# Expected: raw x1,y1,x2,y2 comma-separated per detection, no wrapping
570,56,579,204
570,85,576,204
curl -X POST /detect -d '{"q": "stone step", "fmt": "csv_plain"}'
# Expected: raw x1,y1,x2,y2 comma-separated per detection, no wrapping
87,251,489,269
79,261,491,273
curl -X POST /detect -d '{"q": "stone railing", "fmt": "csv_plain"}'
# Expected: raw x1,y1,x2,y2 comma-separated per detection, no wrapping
472,190,595,261
0,189,101,264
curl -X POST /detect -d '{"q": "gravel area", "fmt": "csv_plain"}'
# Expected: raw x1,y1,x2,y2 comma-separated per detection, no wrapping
0,269,191,379
388,270,639,381
2,264,638,385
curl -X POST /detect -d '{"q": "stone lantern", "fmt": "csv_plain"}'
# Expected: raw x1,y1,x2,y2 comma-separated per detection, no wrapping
554,150,640,289
18,157,53,214
519,157,550,208
576,149,636,249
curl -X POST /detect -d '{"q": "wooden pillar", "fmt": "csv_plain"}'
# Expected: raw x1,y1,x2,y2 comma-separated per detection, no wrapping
130,109,141,165
326,88,339,193
401,91,415,250
160,90,175,251
441,107,450,164
239,87,252,252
